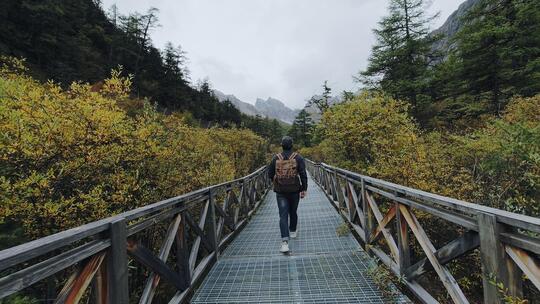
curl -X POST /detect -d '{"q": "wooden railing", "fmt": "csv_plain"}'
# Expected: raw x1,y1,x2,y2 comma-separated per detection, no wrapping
307,160,540,304
0,166,270,303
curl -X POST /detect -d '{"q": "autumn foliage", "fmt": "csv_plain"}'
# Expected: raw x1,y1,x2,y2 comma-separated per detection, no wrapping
0,57,265,242
301,92,539,215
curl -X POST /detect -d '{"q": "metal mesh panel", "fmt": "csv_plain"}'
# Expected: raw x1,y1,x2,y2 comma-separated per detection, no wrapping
192,175,409,303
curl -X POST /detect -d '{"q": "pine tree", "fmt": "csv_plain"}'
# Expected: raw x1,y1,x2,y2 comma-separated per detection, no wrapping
359,0,439,115
288,110,314,147
452,0,540,114
308,81,333,113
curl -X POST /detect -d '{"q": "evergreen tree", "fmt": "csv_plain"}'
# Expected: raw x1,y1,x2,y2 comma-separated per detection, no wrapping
359,0,439,116
341,90,355,102
288,110,314,147
308,80,333,113
0,0,244,125
451,0,540,114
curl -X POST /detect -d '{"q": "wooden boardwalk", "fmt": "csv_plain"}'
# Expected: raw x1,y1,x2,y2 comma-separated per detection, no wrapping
191,175,409,303
1,162,538,303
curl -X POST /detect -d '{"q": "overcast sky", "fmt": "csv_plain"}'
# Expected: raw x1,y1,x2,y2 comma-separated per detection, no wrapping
101,0,462,109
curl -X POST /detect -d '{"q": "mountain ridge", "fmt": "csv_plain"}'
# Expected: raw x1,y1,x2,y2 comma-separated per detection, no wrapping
213,89,300,124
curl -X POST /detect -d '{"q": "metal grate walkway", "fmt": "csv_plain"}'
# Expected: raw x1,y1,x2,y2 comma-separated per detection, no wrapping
191,175,410,303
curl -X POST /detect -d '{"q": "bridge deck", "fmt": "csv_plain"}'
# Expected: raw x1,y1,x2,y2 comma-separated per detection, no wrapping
192,175,409,303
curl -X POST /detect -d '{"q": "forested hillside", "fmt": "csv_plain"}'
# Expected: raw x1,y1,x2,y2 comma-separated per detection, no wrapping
0,0,286,138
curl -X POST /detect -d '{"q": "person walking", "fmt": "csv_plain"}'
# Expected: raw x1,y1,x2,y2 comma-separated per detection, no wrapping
268,136,308,253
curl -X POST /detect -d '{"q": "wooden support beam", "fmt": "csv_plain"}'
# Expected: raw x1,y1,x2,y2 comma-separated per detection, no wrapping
478,213,522,303
369,205,397,244
361,179,371,246
399,205,469,304
108,218,129,304
365,193,399,261
176,213,191,290
347,181,364,226
139,214,182,304
126,240,185,291
207,189,219,255
396,203,410,274
92,259,107,304
405,230,479,280
0,240,108,299
505,245,540,291
55,253,105,304
189,201,209,273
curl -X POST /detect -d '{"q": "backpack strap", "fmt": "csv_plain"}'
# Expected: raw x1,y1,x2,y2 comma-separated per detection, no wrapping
288,152,298,160
276,153,284,161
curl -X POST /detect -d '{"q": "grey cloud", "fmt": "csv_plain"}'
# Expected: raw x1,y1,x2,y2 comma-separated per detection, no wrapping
102,0,463,108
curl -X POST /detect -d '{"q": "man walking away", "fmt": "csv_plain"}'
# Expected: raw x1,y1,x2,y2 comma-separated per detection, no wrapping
268,136,308,253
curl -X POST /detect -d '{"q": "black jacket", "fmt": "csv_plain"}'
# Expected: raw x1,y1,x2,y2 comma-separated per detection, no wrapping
268,150,308,193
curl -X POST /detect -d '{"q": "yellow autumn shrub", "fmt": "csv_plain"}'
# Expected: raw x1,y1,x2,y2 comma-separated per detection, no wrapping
0,57,264,241
308,92,474,199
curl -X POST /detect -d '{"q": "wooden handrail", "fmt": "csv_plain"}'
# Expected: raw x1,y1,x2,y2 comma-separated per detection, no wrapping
306,160,540,304
0,165,271,303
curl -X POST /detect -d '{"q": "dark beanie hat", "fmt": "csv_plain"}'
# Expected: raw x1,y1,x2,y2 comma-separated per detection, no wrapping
281,136,293,150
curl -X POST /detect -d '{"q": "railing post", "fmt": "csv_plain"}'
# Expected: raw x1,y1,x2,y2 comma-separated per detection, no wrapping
361,178,370,248
176,213,191,290
478,212,522,304
395,203,410,275
207,188,219,259
108,218,129,303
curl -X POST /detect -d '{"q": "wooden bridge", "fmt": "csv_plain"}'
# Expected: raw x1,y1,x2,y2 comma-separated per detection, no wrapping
0,161,539,303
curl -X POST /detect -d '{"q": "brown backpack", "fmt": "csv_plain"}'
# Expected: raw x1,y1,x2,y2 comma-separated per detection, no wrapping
273,152,301,192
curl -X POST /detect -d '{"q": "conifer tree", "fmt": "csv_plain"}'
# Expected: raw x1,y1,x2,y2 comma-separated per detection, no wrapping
452,0,540,114
288,110,314,147
360,0,439,115
308,81,333,113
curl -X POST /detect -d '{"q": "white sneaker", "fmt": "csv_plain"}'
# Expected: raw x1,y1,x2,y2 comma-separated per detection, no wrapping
280,241,290,253
290,231,297,238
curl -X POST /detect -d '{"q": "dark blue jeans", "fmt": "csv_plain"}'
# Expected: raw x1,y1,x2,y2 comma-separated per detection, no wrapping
276,192,300,241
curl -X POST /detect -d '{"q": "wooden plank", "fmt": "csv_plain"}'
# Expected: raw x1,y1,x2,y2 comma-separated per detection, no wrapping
189,201,209,273
405,231,479,280
139,214,182,304
500,232,540,255
191,252,216,285
176,213,191,291
92,258,107,304
214,203,235,231
108,218,129,304
505,245,540,291
0,219,110,272
348,181,364,227
127,240,185,291
369,205,396,243
365,193,399,261
366,185,477,231
350,223,366,243
399,205,469,304
168,290,189,304
396,203,410,274
127,204,187,237
478,212,516,304
0,240,108,298
55,253,105,304
361,179,371,246
404,281,439,304
185,209,214,252
207,189,219,255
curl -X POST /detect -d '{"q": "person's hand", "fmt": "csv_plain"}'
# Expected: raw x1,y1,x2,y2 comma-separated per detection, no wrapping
300,191,306,199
